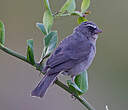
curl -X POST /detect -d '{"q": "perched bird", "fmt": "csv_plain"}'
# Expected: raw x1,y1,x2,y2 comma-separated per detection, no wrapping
31,21,102,98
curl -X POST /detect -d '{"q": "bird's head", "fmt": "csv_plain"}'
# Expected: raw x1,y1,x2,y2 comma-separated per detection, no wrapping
75,21,102,41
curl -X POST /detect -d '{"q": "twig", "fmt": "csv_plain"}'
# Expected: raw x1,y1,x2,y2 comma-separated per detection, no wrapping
0,43,95,110
0,43,32,65
55,80,95,110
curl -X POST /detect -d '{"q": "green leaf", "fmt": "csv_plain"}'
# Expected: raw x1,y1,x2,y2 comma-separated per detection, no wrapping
44,0,51,12
27,39,35,65
0,21,5,45
71,11,83,17
43,10,53,34
43,31,58,57
75,70,88,95
67,80,84,95
81,0,90,13
67,70,88,95
43,0,53,34
60,0,76,13
77,17,88,24
36,23,47,35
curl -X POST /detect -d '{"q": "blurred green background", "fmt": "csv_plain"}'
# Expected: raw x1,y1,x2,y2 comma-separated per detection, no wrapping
0,0,128,110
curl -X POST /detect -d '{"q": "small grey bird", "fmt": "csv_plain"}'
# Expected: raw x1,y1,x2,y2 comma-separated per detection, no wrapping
31,21,102,98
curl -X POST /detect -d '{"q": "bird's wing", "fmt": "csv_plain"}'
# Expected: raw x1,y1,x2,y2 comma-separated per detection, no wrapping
46,41,93,70
67,41,93,59
46,47,71,67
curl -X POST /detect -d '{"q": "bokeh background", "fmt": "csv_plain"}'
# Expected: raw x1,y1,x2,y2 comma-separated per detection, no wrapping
0,0,128,110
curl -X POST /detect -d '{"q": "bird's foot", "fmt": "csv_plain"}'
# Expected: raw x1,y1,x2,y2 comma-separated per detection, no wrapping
71,75,75,82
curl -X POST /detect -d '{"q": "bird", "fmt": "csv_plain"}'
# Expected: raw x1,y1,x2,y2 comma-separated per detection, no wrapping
31,21,102,98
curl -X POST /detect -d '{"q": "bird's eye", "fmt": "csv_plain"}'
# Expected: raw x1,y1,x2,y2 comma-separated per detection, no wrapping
87,25,96,33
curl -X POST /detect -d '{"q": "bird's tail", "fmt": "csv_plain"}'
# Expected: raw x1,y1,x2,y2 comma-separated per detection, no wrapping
31,73,58,98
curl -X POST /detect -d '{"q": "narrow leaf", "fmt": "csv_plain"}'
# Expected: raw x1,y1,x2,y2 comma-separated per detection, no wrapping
36,23,47,35
67,70,88,95
43,0,51,12
77,17,88,24
43,10,53,34
81,0,90,13
71,11,83,17
75,70,88,95
43,0,53,34
43,31,58,57
27,39,35,65
67,80,84,95
60,0,76,13
0,21,5,45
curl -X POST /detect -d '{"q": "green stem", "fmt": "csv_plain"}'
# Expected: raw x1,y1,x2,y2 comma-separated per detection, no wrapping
55,80,95,110
0,44,33,66
0,43,95,110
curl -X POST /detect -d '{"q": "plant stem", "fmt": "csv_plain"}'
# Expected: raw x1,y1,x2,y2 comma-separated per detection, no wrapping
0,44,95,110
0,44,33,66
55,80,95,110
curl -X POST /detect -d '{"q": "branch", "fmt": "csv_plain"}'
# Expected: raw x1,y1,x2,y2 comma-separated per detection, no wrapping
0,43,95,110
0,43,33,66
55,80,95,110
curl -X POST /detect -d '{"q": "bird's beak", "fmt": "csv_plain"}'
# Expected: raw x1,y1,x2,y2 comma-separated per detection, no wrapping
94,29,102,34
